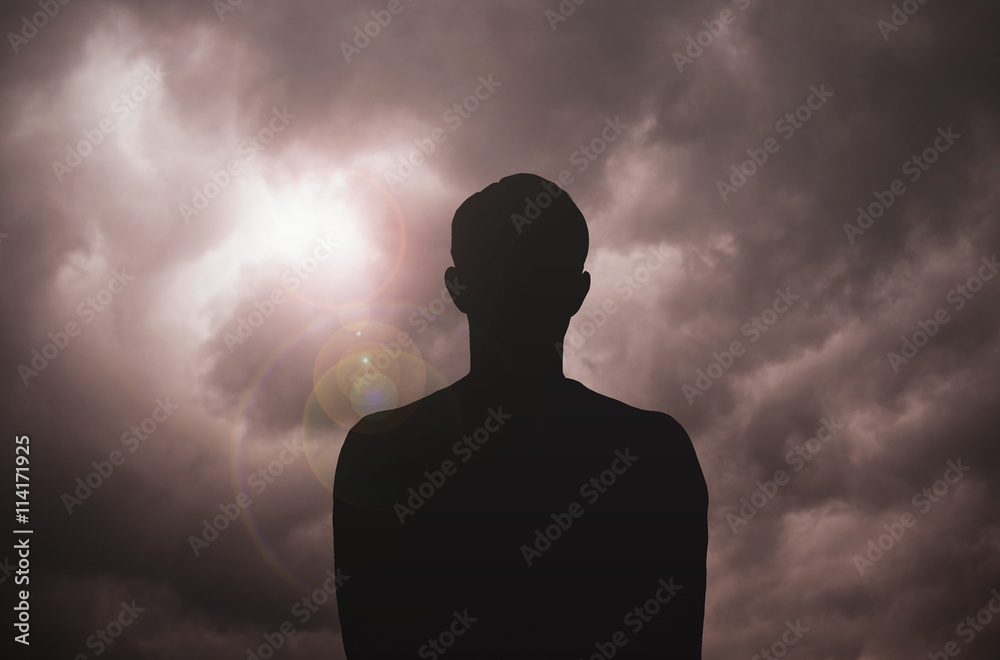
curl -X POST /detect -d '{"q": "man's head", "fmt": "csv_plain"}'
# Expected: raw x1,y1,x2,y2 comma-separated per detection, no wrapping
446,173,590,344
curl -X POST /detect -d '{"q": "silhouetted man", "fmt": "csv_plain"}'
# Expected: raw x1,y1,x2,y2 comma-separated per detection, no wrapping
334,174,707,658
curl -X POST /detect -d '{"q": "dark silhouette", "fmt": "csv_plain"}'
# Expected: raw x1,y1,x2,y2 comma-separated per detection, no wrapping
333,174,708,658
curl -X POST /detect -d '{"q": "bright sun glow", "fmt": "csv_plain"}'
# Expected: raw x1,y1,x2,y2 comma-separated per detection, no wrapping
242,172,369,263
158,169,380,348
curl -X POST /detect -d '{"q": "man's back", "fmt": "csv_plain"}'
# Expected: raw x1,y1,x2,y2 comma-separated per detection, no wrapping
333,375,708,658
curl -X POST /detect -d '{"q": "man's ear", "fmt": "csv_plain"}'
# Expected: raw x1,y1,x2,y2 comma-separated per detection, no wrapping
566,271,591,316
445,266,471,314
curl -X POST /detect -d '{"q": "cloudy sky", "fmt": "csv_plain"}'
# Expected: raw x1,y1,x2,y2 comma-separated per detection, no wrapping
3,0,1000,658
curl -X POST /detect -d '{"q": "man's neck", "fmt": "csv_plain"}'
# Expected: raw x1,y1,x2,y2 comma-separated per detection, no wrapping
464,332,567,396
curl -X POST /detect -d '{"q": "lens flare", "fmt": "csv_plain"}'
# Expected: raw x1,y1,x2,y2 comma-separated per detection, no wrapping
229,314,341,592
338,299,371,332
228,302,460,591
312,321,427,430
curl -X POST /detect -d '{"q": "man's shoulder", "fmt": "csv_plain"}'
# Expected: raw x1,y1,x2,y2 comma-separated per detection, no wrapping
335,385,464,507
339,378,699,466
566,380,706,494
565,379,689,436
337,383,470,478
348,383,463,438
